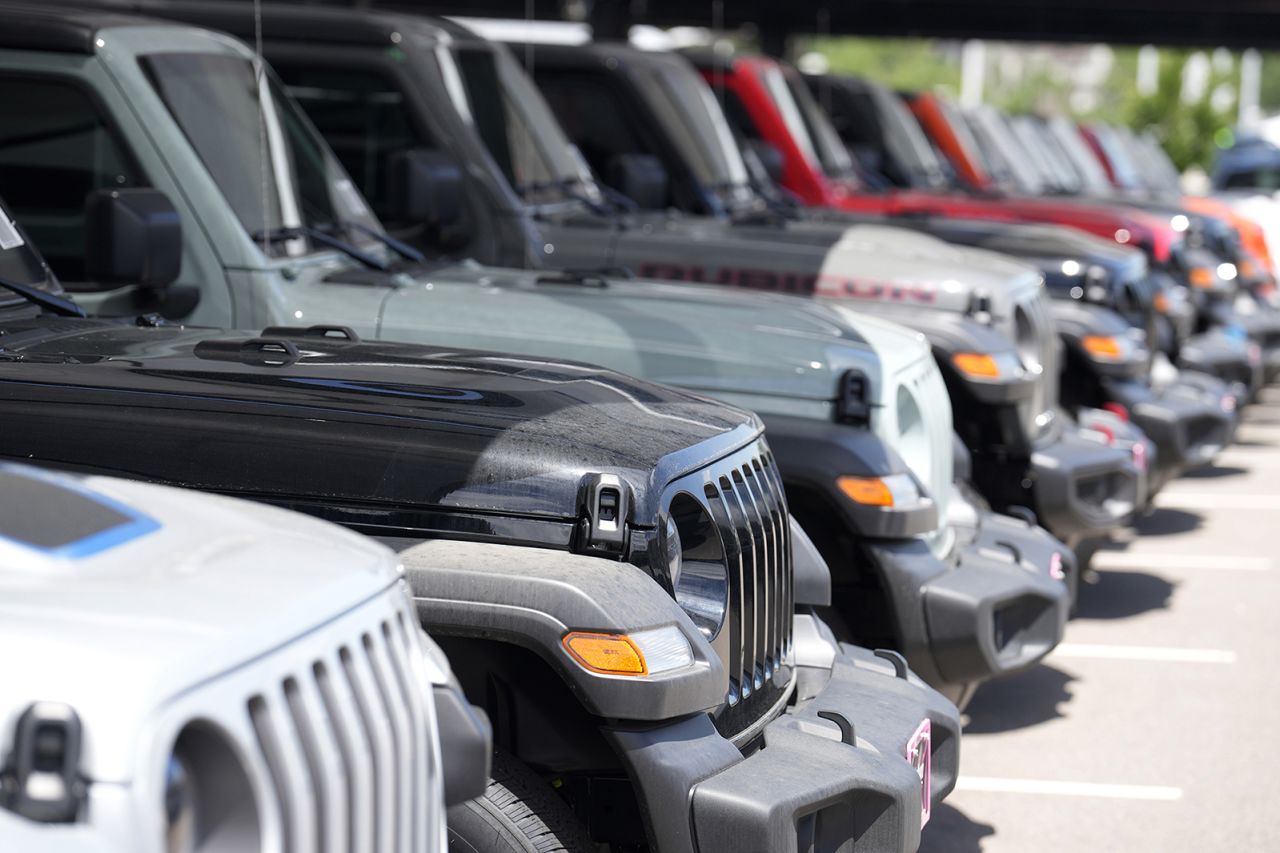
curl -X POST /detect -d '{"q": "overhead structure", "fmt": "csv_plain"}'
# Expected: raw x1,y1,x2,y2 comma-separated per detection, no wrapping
373,0,1280,51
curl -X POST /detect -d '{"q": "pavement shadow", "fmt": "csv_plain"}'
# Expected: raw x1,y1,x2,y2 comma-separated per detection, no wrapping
919,804,996,852
1074,569,1175,620
1133,507,1203,536
1180,464,1248,479
961,663,1076,735
1228,437,1275,448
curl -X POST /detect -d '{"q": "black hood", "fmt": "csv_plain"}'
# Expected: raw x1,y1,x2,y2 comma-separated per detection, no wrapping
0,319,758,537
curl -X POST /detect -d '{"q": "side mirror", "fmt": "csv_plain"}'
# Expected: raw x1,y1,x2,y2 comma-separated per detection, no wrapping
745,139,785,183
385,149,464,227
606,154,668,210
83,188,181,290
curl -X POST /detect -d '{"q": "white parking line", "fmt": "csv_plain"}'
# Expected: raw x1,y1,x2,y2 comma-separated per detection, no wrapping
1156,492,1280,510
1090,552,1271,572
956,777,1183,801
1051,643,1237,664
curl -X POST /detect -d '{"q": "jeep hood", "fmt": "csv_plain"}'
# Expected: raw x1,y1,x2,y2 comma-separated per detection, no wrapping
0,465,399,781
377,262,881,411
0,319,757,527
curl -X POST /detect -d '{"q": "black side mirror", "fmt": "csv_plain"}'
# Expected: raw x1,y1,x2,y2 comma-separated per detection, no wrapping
606,154,668,210
83,188,181,290
745,140,785,183
386,149,464,227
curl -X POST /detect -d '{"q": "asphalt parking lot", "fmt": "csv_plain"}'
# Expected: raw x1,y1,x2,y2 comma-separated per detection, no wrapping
922,387,1280,852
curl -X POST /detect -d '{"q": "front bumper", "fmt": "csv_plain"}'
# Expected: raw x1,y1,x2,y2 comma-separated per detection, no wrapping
608,627,961,853
1030,422,1143,546
860,525,1068,692
950,489,1080,612
1179,329,1263,404
1105,377,1235,487
1232,306,1280,382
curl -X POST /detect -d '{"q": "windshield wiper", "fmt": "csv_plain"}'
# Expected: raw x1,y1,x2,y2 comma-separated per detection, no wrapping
329,221,424,264
516,179,613,217
253,226,389,271
0,274,86,318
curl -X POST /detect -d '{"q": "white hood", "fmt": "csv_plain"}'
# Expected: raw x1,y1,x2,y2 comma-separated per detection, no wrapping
0,466,401,780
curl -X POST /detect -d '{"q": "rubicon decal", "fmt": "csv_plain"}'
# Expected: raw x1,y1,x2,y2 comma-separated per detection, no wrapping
637,263,937,302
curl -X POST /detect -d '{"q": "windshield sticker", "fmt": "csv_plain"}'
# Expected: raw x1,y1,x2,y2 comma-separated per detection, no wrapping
0,206,24,250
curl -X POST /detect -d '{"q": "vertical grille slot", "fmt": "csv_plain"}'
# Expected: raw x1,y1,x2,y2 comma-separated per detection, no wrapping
739,463,775,676
385,615,435,850
670,440,794,720
248,692,321,853
313,659,375,853
237,599,435,853
340,645,397,853
704,480,746,705
726,469,763,693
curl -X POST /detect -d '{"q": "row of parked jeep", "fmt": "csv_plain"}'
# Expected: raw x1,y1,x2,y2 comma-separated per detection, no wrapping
3,4,1276,852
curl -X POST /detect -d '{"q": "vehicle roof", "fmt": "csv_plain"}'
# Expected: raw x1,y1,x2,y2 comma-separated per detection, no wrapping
0,4,166,54
62,0,471,48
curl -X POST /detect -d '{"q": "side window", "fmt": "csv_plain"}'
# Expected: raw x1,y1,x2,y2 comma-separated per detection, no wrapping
533,71,650,181
0,76,143,283
273,64,425,224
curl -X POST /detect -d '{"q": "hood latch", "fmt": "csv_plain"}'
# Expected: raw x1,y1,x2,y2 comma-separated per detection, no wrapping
576,473,632,555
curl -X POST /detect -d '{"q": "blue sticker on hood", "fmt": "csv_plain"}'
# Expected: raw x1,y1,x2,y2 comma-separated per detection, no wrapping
0,464,160,558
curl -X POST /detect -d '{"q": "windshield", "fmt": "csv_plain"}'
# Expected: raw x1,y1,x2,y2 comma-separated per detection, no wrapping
753,63,822,171
778,67,859,181
1010,116,1078,193
0,205,52,287
1090,124,1143,190
142,52,380,257
1046,117,1114,194
628,55,752,194
444,44,600,207
964,107,1044,193
874,86,950,187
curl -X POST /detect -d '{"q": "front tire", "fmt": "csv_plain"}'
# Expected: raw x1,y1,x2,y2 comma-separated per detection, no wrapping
448,750,596,853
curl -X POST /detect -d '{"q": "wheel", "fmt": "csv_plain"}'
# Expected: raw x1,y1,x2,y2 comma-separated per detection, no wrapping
448,750,596,853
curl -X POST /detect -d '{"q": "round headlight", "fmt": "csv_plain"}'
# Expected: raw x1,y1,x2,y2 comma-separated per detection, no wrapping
667,493,728,640
165,752,196,853
163,723,261,853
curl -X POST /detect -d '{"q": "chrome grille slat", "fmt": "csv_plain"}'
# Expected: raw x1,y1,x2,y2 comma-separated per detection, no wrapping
387,615,433,850
722,472,760,694
754,456,788,662
340,645,398,853
248,691,320,853
362,630,416,853
671,440,794,716
313,657,376,853
236,595,434,853
739,463,774,676
704,481,746,704
283,676,348,853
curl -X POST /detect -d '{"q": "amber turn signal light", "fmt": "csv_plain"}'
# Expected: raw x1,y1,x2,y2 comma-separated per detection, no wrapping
1082,335,1123,359
952,352,1000,379
1189,266,1215,289
562,632,647,675
837,476,895,507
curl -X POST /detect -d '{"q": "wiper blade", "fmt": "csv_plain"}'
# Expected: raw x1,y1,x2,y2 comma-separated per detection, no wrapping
516,178,613,217
0,275,86,318
332,221,424,264
253,226,389,271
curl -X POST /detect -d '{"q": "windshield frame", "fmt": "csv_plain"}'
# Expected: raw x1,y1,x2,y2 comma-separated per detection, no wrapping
139,50,383,262
442,42,603,212
625,53,754,202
